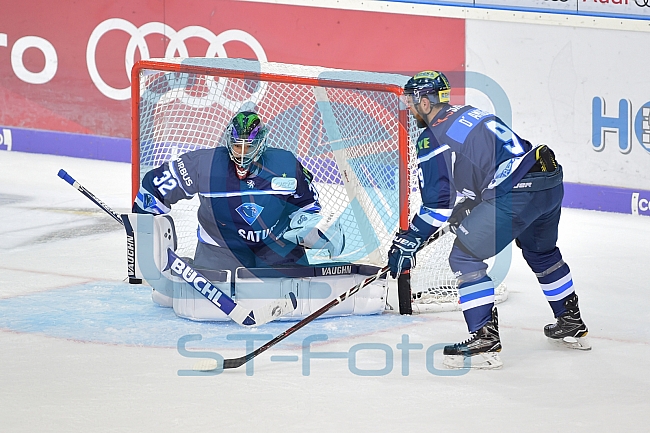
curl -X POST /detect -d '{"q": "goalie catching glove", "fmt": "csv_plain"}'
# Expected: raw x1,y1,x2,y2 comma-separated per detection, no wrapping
387,229,424,279
282,211,345,259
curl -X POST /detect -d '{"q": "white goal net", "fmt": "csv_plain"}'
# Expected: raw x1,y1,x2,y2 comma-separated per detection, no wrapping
131,58,506,312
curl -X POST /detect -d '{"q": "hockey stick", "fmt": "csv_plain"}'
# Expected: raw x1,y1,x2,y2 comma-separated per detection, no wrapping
58,169,124,225
57,169,297,327
215,224,452,370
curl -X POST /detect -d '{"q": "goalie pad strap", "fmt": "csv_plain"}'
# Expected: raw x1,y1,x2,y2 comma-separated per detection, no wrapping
174,266,388,321
235,264,386,279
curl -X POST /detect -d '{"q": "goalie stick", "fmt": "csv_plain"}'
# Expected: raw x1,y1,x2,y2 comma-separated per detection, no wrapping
57,169,297,327
57,169,124,225
210,224,452,370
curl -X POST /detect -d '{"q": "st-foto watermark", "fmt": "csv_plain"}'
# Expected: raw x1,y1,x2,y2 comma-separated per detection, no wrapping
177,333,471,377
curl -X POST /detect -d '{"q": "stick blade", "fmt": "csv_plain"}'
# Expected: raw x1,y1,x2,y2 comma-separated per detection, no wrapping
192,359,220,372
223,357,248,369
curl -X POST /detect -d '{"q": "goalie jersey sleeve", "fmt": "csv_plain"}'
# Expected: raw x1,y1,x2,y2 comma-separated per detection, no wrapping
133,147,321,250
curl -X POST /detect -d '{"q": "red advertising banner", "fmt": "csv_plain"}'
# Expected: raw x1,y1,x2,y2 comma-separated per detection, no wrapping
0,0,465,141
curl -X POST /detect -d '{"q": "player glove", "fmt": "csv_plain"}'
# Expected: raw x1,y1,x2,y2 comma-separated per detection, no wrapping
447,197,476,232
387,229,423,279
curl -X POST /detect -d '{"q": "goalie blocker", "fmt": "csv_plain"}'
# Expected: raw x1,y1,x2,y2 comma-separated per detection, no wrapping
124,213,387,321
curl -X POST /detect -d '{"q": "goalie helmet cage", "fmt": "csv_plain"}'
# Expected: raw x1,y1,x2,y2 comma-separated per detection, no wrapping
130,58,506,313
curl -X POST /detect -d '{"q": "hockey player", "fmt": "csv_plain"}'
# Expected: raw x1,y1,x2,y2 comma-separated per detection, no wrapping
388,71,589,369
133,111,343,275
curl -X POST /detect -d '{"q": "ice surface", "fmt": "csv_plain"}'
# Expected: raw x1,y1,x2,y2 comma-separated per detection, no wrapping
1,150,649,432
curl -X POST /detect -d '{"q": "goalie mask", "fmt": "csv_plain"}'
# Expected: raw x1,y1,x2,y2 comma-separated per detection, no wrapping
226,111,269,179
403,71,451,128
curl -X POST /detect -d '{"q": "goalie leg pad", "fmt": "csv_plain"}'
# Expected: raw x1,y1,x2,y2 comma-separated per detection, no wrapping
235,274,387,319
152,288,173,308
301,274,387,318
174,267,389,321
123,213,179,306
172,276,232,321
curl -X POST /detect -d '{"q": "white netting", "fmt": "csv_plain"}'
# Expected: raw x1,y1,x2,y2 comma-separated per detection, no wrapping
133,58,506,311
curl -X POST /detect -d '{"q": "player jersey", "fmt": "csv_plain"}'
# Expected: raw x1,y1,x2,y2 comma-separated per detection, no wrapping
410,104,539,237
133,147,321,251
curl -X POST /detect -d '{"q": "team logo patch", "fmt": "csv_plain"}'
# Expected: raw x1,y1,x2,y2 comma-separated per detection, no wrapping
143,193,156,209
271,177,297,191
236,203,264,226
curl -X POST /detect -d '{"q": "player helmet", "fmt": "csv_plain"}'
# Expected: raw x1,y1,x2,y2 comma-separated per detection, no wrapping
226,111,269,179
403,71,451,106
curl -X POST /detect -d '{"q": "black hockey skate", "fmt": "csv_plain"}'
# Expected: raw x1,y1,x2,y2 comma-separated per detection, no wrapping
443,307,503,369
544,293,591,350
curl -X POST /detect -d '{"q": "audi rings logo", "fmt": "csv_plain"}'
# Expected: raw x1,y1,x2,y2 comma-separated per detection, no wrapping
86,18,268,101
636,0,650,7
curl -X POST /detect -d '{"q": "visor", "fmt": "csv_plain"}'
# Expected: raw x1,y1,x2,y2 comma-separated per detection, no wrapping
400,93,421,107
